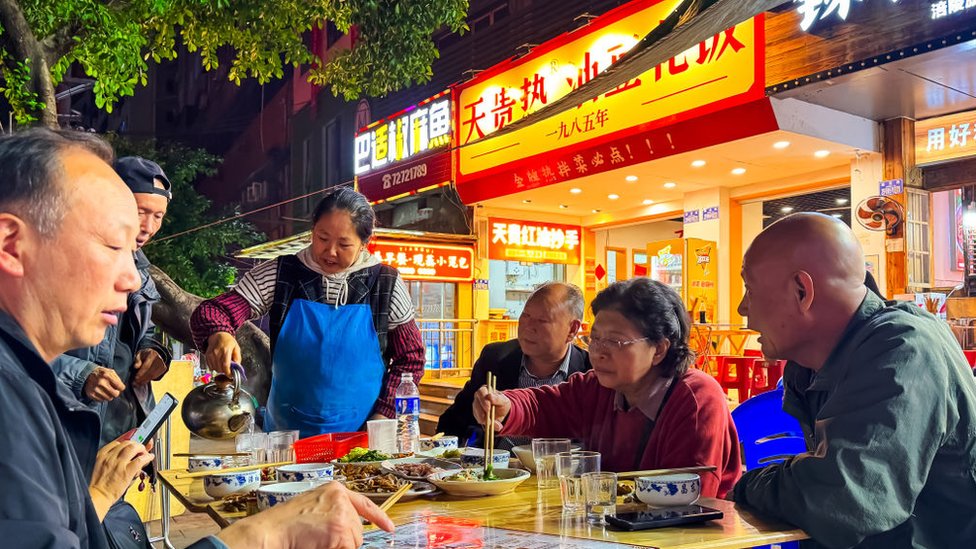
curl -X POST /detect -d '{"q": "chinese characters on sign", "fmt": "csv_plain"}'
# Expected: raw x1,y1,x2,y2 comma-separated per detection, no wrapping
796,0,901,32
931,0,976,20
487,218,582,265
371,240,474,282
355,94,451,176
455,0,761,199
702,206,720,221
684,210,701,224
915,110,976,165
879,179,904,197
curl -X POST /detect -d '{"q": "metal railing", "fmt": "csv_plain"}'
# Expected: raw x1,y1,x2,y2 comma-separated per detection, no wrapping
416,319,477,379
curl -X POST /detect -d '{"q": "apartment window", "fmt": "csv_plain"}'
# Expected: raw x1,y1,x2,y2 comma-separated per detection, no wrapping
907,188,932,290
323,119,340,187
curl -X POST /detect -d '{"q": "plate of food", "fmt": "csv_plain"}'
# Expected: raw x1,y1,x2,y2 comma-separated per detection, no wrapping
380,457,462,481
427,467,530,497
418,447,463,460
333,462,384,481
334,447,394,465
343,473,437,503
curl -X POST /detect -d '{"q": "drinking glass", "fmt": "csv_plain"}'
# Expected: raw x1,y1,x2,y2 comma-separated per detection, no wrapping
531,438,571,489
582,471,617,524
556,451,600,513
269,430,298,462
235,432,268,465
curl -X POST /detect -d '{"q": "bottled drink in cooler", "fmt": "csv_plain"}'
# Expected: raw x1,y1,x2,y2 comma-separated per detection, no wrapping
395,373,421,454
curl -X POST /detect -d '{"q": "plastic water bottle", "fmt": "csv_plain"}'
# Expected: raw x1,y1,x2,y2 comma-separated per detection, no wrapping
395,373,421,454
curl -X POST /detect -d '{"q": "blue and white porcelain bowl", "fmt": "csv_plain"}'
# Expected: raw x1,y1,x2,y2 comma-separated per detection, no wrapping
276,463,334,483
460,447,510,469
256,481,323,511
635,473,701,507
204,469,261,499
188,455,225,472
420,436,459,452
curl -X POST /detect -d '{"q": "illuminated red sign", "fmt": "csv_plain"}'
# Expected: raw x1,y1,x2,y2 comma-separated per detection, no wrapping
371,240,474,282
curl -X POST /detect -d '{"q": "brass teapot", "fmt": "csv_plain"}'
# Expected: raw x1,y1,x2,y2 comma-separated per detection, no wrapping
181,364,256,440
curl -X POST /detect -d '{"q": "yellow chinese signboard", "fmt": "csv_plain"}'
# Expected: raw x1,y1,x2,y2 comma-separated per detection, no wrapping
915,109,976,166
455,0,762,192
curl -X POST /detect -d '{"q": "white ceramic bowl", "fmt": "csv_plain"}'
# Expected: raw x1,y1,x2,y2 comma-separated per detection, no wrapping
187,455,225,472
427,467,531,497
510,444,581,473
460,447,510,469
635,473,701,507
204,469,261,499
420,436,459,452
256,481,324,510
276,463,334,483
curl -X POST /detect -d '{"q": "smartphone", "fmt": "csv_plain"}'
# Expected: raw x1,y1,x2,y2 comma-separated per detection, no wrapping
604,505,724,531
130,393,178,445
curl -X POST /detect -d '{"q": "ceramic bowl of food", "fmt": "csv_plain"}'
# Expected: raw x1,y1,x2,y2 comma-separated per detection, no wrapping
459,447,510,469
276,463,334,483
427,467,530,497
204,469,261,499
256,481,324,510
510,444,581,473
420,436,459,452
635,473,701,507
187,455,225,472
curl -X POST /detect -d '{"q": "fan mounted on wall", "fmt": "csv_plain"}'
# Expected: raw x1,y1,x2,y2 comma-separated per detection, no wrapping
855,196,904,237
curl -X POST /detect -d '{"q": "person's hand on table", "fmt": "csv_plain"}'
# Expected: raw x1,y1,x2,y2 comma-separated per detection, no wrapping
84,366,125,401
88,440,154,521
217,481,394,549
205,332,240,377
473,385,511,431
133,348,167,386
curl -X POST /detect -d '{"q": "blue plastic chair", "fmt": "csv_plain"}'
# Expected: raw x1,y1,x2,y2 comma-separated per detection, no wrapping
732,388,807,549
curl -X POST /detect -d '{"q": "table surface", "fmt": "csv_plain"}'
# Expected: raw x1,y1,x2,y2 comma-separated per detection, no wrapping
158,469,807,548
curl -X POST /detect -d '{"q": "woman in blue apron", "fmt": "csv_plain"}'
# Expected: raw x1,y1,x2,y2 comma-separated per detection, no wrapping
191,187,426,437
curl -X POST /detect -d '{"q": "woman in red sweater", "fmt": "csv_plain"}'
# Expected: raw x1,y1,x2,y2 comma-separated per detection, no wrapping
474,278,741,497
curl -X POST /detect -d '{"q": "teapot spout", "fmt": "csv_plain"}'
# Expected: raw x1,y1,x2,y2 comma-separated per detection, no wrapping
228,412,252,434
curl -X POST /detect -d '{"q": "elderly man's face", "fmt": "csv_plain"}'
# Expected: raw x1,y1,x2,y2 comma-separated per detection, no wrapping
134,186,168,248
737,256,795,361
26,149,141,357
518,292,577,361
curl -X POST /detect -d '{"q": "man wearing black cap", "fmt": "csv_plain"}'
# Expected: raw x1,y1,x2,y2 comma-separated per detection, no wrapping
53,156,174,446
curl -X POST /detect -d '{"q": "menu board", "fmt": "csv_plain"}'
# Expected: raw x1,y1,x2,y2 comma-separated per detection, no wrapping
362,518,641,549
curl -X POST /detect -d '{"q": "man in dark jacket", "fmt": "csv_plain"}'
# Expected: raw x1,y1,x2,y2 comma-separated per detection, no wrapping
0,129,393,549
437,282,591,447
53,156,173,445
732,213,976,548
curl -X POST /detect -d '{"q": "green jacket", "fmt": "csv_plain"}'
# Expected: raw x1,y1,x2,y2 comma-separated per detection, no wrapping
732,292,976,548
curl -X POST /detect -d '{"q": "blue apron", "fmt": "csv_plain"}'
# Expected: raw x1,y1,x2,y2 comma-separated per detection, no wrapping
266,298,386,438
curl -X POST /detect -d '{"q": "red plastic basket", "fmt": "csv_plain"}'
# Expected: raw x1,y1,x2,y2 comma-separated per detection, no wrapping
293,431,368,463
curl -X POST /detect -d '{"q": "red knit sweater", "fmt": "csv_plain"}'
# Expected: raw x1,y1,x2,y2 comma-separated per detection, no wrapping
500,369,742,498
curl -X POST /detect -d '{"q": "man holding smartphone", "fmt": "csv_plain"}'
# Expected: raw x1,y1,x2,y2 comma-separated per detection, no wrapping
0,129,393,549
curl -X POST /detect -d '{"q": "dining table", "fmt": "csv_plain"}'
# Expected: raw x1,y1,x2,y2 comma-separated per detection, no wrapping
156,467,808,548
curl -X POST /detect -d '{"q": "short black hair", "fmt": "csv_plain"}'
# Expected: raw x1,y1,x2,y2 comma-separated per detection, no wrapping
591,278,695,378
0,128,114,237
311,186,376,242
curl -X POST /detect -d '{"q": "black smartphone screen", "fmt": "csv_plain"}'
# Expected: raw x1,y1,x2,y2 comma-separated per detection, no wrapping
605,505,724,531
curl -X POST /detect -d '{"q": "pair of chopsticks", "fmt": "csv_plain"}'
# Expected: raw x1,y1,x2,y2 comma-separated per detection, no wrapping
378,482,412,512
174,460,294,479
484,372,498,478
173,452,251,457
616,465,716,479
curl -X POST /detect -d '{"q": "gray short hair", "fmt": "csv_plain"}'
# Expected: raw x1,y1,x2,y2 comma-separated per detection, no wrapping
530,282,585,321
0,128,114,237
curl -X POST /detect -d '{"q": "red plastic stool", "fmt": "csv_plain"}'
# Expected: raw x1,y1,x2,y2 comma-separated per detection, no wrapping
963,350,976,367
751,359,785,396
716,356,759,403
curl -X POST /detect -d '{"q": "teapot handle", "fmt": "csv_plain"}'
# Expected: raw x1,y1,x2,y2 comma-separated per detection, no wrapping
229,362,247,403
